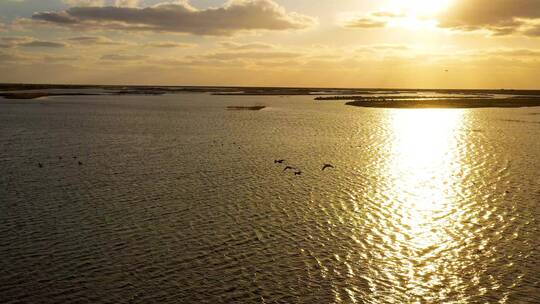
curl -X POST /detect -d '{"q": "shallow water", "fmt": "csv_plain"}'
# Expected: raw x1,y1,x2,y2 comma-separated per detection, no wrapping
1,94,539,303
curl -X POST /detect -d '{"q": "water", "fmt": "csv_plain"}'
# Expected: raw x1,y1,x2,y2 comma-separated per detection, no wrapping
1,94,539,303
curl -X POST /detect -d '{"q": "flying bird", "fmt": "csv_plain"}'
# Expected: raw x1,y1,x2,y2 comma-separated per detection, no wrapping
283,166,296,172
322,164,335,171
78,161,83,166
38,163,43,168
274,159,285,164
294,171,302,176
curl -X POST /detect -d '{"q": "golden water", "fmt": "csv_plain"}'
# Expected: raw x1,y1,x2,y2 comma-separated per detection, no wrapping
0,94,538,303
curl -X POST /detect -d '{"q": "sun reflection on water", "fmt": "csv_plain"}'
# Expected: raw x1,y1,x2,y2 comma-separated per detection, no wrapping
368,109,469,302
389,109,463,222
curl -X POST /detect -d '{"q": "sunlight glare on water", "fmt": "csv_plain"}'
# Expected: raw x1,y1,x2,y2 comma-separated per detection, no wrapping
362,110,476,302
1,95,539,303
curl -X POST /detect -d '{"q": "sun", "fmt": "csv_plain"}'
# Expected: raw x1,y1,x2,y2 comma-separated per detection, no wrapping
390,0,453,15
380,0,453,29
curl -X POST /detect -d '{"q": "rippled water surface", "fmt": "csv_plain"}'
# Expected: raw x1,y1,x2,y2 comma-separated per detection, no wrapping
1,94,539,303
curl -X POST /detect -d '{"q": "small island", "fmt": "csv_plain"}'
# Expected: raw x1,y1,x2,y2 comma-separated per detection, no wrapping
0,92,99,99
343,97,540,109
226,106,266,111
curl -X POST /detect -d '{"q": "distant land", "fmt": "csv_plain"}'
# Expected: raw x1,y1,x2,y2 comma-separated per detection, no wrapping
1,83,540,109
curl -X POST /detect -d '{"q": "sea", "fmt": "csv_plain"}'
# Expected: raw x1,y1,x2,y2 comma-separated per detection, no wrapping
1,92,539,303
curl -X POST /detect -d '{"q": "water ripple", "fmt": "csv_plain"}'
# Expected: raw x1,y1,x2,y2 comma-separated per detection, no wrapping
0,95,539,303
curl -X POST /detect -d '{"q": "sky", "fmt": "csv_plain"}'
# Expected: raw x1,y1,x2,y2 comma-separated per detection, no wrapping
1,0,540,88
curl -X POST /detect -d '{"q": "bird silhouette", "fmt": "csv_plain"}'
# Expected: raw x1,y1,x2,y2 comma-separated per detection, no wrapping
322,164,335,171
274,159,285,164
38,163,43,168
78,161,83,166
283,166,295,172
294,171,302,176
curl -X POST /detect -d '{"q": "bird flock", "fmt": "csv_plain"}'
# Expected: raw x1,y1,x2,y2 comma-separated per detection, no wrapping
37,156,83,168
274,159,334,176
36,148,333,180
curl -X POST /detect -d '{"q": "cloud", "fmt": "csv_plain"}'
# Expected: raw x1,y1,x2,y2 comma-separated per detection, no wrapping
0,51,25,62
63,0,105,6
0,36,71,49
43,54,79,62
200,51,302,60
478,48,540,58
32,12,78,24
438,0,540,36
20,40,66,48
67,35,126,45
145,41,196,48
63,0,139,7
371,11,405,18
0,50,77,64
101,53,148,60
113,0,139,7
150,57,245,68
372,44,410,51
0,51,63,66
220,41,275,50
343,11,403,29
31,0,316,36
1,36,33,48
355,44,410,53
344,17,387,29
523,24,540,37
1,36,32,43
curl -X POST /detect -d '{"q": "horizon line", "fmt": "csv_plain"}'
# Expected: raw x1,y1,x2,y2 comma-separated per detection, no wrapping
2,82,540,92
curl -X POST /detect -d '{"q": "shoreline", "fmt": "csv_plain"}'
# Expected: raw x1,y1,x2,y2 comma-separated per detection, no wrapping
2,83,540,108
344,98,540,109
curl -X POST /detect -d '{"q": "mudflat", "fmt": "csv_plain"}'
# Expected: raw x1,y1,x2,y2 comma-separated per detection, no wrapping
344,97,540,109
